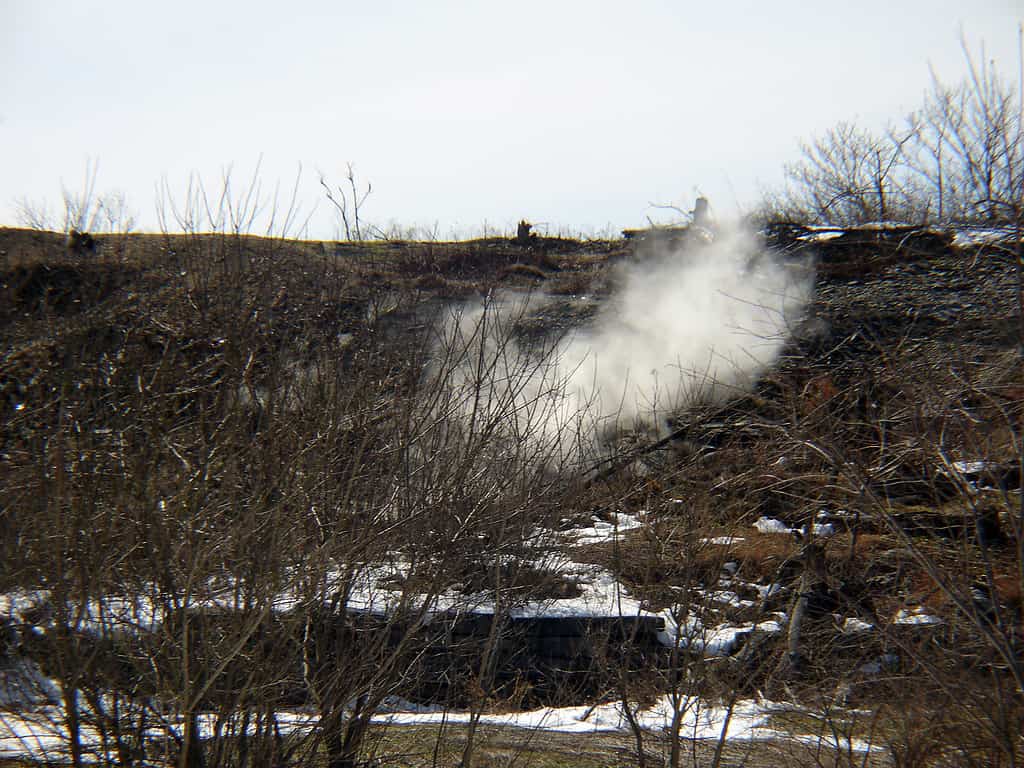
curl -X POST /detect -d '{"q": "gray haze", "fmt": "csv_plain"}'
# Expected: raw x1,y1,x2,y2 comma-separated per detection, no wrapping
440,229,812,460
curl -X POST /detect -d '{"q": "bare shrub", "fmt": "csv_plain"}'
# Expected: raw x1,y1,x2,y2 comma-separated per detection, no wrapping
0,172,600,766
770,37,1023,228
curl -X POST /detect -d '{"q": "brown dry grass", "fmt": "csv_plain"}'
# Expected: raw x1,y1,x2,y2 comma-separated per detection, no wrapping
2,222,1021,765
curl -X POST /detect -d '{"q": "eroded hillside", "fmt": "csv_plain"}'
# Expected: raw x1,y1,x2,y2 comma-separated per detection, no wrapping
0,224,1020,766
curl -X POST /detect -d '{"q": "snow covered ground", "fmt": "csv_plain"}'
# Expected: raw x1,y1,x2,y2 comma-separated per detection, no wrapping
0,687,877,763
951,226,1020,249
789,223,1021,251
568,511,644,546
371,692,877,755
0,506,938,762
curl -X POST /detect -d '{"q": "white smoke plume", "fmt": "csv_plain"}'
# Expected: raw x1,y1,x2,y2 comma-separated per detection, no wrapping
433,225,813,465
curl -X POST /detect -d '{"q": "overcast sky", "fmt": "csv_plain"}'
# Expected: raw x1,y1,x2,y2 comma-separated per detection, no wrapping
1,1,1021,238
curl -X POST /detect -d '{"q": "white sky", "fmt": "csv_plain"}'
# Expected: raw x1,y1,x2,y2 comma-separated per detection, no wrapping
1,1,1021,239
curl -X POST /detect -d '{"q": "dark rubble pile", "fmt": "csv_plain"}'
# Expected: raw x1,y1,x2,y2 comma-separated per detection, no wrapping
766,223,1020,372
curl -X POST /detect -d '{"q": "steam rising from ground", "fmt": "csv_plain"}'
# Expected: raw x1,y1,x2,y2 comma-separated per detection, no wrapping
435,227,812,464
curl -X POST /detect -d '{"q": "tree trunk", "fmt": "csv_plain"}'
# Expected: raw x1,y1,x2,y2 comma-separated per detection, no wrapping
178,711,205,768
64,684,84,768
781,541,826,677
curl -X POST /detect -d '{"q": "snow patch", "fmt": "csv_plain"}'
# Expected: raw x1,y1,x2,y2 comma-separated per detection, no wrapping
0,659,60,708
658,614,783,656
952,460,991,474
753,517,791,534
893,607,943,626
506,563,650,620
841,617,874,634
951,227,1019,248
796,229,844,243
702,536,745,546
0,692,883,761
570,511,644,546
753,517,834,537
